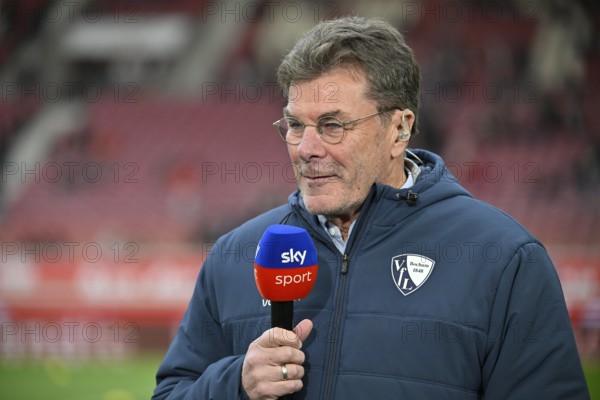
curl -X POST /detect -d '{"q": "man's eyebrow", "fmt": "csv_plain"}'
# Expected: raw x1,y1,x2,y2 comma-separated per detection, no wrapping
319,109,344,119
282,108,346,119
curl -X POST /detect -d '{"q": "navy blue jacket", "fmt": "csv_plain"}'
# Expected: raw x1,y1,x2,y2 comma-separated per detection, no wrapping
153,149,589,399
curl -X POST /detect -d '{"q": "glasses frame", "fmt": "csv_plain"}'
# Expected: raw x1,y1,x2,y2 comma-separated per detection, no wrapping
273,109,395,145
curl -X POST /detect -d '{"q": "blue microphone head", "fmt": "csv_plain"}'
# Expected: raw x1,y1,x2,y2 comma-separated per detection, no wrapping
254,225,318,301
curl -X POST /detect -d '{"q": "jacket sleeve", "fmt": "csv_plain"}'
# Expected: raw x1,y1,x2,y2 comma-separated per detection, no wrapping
152,257,250,400
481,242,589,399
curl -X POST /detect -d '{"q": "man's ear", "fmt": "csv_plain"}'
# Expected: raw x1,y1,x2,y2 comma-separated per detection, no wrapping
397,109,414,142
391,109,414,158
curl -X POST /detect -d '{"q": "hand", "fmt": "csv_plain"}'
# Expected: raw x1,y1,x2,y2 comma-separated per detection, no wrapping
242,319,313,399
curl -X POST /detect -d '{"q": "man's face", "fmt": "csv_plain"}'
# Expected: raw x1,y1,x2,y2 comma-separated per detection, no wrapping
285,66,407,220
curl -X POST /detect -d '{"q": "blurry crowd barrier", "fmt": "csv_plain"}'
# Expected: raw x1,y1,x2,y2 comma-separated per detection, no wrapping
0,250,199,360
1,248,599,359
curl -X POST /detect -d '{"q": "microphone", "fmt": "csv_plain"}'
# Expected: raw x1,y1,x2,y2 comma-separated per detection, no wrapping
254,225,318,330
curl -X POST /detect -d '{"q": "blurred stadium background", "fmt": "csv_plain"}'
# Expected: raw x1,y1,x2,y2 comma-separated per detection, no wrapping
0,0,598,398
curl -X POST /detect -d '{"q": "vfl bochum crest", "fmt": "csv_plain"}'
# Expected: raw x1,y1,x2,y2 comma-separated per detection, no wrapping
391,254,436,296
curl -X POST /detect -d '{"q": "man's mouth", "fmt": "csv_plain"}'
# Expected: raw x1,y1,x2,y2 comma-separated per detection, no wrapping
302,172,339,185
299,163,339,182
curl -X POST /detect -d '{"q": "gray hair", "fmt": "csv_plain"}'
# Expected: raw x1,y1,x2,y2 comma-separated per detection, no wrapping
277,16,421,134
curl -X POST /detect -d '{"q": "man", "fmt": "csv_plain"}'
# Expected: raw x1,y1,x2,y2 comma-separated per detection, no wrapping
153,17,589,399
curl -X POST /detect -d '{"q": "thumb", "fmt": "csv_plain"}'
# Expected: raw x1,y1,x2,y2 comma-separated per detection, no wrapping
293,319,313,343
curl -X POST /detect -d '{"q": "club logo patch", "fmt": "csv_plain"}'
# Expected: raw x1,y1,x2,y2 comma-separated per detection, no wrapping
391,254,436,296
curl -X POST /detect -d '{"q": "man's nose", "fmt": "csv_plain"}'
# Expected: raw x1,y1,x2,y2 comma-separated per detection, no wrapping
296,125,327,159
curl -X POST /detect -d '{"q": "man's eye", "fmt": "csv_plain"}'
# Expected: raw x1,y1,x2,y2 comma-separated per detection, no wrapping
320,120,343,130
287,120,303,130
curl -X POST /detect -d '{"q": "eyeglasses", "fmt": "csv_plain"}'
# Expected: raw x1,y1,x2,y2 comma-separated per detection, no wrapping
273,110,392,145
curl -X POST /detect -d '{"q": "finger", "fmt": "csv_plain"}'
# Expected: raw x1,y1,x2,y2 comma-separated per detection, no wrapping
242,352,305,393
257,327,302,349
273,379,304,398
293,319,313,344
245,335,305,371
266,345,306,367
271,365,305,398
275,363,304,382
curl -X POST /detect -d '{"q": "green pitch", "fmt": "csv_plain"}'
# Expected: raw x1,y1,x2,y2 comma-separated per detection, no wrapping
585,359,600,398
1,354,598,399
0,353,163,400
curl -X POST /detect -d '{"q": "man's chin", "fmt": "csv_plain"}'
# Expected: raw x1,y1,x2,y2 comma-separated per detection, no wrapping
302,191,366,221
302,196,336,216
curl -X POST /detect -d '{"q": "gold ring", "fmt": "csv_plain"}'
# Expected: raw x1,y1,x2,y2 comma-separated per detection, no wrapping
281,364,288,380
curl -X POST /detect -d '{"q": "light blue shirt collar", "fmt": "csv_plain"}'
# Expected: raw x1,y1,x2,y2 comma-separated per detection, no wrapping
318,158,420,253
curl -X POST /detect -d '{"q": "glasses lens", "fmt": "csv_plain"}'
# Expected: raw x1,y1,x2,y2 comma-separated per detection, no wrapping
277,118,303,144
317,117,344,144
275,116,348,144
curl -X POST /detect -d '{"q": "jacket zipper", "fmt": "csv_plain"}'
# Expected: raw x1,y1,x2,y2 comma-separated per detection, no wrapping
320,192,379,400
321,252,350,399
341,254,349,274
291,190,379,399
